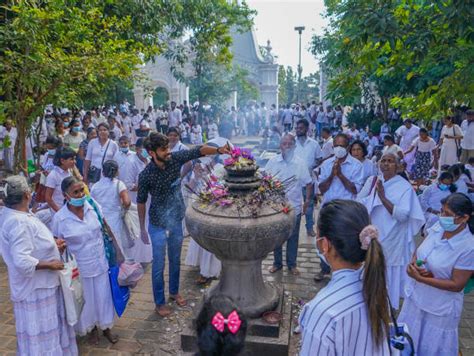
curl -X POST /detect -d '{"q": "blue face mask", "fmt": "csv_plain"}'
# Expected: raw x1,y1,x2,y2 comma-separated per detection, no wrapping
120,147,129,153
439,216,461,232
438,183,449,191
68,195,86,207
63,122,70,128
47,149,56,156
315,238,331,268
72,127,81,133
141,150,150,159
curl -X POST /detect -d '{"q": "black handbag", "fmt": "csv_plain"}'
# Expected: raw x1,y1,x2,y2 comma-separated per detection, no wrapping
87,140,111,183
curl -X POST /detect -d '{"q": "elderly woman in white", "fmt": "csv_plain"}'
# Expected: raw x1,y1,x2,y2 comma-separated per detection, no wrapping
52,176,120,345
357,153,425,310
0,176,77,355
90,160,133,260
399,193,474,355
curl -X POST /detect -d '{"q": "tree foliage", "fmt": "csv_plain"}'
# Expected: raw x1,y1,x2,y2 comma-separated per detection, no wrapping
0,0,254,173
312,0,474,120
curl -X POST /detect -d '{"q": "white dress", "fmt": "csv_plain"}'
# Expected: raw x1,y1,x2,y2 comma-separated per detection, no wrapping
358,175,425,309
52,202,115,335
0,208,78,355
184,168,222,278
399,224,474,355
91,177,132,259
128,154,153,263
439,124,462,166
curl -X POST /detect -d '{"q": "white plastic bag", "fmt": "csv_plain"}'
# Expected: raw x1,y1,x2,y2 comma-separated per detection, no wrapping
59,251,85,326
118,261,144,289
122,203,140,242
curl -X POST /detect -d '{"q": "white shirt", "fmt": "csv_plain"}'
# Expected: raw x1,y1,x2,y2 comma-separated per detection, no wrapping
319,155,364,204
283,109,293,125
168,108,182,127
85,138,119,169
411,137,436,153
113,150,138,190
321,137,334,159
396,125,420,150
208,123,219,140
361,158,377,184
90,178,127,216
45,166,71,209
295,136,322,172
0,126,17,148
461,120,474,149
382,144,403,156
406,224,474,316
264,154,312,215
52,201,109,278
316,111,327,123
0,208,60,302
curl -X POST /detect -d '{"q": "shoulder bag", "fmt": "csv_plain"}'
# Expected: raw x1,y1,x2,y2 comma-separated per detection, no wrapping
88,139,111,184
453,126,462,159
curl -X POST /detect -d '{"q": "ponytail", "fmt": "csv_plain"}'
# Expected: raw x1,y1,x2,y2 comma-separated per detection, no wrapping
363,238,390,346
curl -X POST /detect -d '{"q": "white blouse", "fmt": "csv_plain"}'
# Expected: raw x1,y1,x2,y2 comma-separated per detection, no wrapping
45,166,71,209
406,224,474,316
0,208,60,302
51,201,109,278
90,178,127,215
85,138,119,169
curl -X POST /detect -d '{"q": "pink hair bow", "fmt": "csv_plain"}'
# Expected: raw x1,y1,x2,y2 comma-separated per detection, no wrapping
211,310,242,334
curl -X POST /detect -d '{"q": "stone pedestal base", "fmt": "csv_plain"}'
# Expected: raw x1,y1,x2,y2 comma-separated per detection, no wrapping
181,290,292,356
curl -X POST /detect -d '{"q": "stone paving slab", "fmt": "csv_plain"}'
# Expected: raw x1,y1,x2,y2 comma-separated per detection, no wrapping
0,219,473,355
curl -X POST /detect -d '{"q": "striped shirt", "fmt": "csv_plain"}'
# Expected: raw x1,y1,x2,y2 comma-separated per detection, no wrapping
299,268,390,356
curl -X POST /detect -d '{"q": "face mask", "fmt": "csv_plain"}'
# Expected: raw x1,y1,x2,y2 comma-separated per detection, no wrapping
438,183,449,191
141,150,150,159
72,127,81,133
63,122,70,128
120,147,129,153
68,195,86,207
315,238,331,268
334,146,347,159
47,149,56,156
438,216,461,232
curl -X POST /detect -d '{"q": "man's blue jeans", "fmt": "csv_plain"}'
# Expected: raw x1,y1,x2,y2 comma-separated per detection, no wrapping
273,214,302,269
302,187,314,231
316,122,325,138
148,221,183,306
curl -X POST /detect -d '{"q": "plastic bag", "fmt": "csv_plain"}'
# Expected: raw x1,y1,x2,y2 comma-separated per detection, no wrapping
118,261,144,289
59,251,85,326
122,203,140,241
108,265,130,317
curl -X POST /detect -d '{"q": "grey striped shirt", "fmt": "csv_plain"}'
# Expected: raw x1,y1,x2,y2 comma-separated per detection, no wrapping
299,268,390,355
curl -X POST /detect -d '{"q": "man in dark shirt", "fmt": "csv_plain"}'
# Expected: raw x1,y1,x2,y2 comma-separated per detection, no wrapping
137,132,230,317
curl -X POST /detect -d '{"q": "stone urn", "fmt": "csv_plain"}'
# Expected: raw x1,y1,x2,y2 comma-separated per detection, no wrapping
185,166,295,318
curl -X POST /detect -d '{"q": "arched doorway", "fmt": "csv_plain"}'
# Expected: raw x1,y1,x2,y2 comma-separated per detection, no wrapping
153,87,169,107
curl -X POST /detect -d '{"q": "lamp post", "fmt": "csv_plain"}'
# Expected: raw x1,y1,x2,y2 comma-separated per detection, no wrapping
294,26,305,102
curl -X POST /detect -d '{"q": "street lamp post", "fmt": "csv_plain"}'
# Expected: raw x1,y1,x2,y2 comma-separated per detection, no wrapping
294,26,305,103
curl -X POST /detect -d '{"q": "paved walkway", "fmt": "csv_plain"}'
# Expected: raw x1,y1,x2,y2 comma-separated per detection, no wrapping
0,226,473,355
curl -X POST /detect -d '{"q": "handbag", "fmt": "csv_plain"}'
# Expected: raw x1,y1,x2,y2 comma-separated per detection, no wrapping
88,140,111,183
59,250,85,326
108,265,130,317
86,197,117,267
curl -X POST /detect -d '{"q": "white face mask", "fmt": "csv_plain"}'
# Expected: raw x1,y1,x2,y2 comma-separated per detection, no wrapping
334,146,347,159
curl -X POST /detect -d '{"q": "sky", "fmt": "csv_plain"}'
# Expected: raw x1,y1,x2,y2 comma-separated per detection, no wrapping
246,0,328,76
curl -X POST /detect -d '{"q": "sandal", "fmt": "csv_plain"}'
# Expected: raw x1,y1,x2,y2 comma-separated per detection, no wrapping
196,276,211,285
103,329,119,344
169,294,187,307
269,266,283,273
155,304,173,317
87,327,99,345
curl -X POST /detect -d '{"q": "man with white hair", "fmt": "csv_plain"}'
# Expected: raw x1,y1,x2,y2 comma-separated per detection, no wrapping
358,152,425,309
265,134,313,275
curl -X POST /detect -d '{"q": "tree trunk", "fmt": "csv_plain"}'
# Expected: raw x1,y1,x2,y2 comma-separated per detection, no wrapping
380,96,389,121
13,116,28,176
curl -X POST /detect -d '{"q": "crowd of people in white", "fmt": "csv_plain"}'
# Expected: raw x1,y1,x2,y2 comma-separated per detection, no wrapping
0,98,473,355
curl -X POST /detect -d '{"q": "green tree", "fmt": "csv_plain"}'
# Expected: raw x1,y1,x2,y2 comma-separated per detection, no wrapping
312,0,474,121
285,66,296,104
0,0,254,173
278,65,287,105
